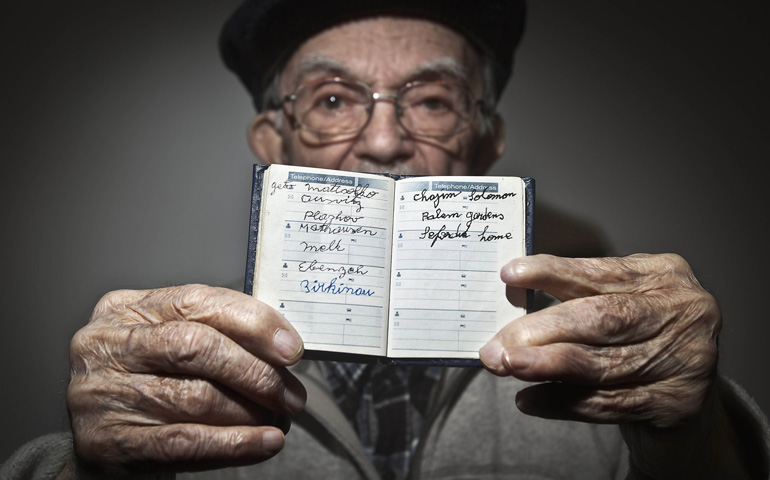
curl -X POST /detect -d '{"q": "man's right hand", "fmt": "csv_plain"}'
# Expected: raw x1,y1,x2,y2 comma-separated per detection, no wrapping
67,284,306,474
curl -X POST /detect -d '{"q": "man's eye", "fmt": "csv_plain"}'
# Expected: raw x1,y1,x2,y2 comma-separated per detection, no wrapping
420,97,450,111
320,95,344,110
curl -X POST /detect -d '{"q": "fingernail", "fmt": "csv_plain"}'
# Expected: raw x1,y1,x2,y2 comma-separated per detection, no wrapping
503,347,535,371
274,329,302,360
514,258,531,275
479,338,504,370
515,390,530,413
262,429,285,454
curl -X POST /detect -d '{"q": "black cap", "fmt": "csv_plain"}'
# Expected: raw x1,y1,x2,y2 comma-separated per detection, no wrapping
219,0,527,111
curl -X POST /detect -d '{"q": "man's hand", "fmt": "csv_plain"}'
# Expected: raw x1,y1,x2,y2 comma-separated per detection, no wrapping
67,284,307,474
479,253,720,427
478,253,750,477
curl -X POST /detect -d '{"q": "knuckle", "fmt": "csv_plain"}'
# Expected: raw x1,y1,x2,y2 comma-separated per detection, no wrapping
174,379,219,419
612,388,647,417
681,289,722,339
593,256,645,288
69,325,94,362
165,321,220,368
569,345,603,384
242,297,277,327
586,295,636,342
695,290,721,325
69,324,117,376
128,376,179,419
685,339,719,378
108,426,158,462
247,359,281,395
593,346,628,384
70,372,132,422
92,290,123,312
67,389,93,430
578,388,627,422
636,252,687,274
658,253,701,289
169,284,219,319
595,386,652,423
595,306,627,341
224,430,249,454
158,430,197,460
659,252,689,272
91,289,139,321
507,319,538,346
157,427,202,461
625,253,697,291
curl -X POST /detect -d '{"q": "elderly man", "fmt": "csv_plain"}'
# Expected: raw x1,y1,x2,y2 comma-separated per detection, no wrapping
3,0,768,479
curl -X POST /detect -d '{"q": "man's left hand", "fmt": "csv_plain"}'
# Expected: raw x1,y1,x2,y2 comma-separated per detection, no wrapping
479,253,765,477
479,253,720,427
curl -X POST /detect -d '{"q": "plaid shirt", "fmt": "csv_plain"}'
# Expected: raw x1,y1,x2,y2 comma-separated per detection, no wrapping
319,361,442,480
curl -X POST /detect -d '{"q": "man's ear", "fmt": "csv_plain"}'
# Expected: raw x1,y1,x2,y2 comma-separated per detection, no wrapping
247,110,285,165
472,113,505,175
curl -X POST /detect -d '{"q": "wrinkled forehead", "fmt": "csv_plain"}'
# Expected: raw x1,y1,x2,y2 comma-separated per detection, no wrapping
280,16,483,94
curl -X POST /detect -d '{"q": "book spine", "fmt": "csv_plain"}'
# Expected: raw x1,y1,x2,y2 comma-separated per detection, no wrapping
244,164,270,295
524,177,535,314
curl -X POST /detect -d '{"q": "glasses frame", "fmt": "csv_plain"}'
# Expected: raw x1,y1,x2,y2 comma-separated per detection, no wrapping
281,76,487,141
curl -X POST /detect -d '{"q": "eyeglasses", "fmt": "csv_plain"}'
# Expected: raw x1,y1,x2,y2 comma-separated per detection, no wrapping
282,77,487,144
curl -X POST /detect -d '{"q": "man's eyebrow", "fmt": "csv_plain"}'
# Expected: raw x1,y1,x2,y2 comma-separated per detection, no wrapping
291,56,474,96
295,55,469,85
295,56,354,81
406,57,470,84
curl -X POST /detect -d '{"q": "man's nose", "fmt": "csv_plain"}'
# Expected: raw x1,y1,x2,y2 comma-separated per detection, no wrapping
352,100,415,164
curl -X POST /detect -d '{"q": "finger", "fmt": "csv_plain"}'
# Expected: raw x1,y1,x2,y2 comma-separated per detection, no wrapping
76,423,286,471
75,321,307,415
104,285,304,366
500,253,698,301
480,296,717,378
486,338,714,386
514,380,707,428
490,292,667,350
68,370,287,429
515,382,644,424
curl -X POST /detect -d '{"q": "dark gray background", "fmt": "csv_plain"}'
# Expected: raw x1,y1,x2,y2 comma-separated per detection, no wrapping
1,1,768,461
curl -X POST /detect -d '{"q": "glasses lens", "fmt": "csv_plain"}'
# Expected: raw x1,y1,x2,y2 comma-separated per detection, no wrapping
294,79,370,137
399,83,474,137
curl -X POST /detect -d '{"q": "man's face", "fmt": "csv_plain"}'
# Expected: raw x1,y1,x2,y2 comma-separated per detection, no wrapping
250,16,503,176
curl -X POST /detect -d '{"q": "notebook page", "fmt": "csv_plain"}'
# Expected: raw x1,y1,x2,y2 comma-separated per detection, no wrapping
253,165,394,356
387,176,526,358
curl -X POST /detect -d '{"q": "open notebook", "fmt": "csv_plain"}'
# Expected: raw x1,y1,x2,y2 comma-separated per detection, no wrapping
244,164,534,365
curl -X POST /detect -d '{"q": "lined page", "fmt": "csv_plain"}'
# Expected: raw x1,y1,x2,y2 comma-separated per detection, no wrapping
387,177,526,358
253,165,394,356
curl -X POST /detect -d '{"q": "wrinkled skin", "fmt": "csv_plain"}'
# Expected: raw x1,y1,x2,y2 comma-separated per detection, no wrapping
480,253,720,428
478,253,742,478
68,285,306,473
